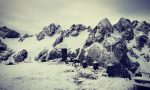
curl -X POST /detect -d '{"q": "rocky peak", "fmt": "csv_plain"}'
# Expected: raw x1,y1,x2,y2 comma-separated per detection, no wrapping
98,18,113,33
44,23,61,37
36,23,61,41
114,18,132,32
69,24,87,36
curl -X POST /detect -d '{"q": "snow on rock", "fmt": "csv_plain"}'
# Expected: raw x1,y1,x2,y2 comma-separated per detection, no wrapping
2,33,61,62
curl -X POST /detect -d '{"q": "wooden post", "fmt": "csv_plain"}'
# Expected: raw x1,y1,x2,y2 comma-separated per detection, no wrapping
61,48,67,62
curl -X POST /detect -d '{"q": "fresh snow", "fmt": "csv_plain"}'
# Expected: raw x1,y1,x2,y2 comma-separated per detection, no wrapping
2,33,61,61
57,30,90,51
0,62,133,90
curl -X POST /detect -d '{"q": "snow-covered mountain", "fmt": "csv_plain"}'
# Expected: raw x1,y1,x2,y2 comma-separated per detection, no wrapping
0,18,150,77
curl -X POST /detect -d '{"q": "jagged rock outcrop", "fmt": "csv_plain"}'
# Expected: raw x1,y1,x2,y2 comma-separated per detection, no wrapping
53,36,63,47
137,21,150,35
91,18,113,43
68,48,80,58
47,48,62,60
0,40,14,62
13,50,28,63
84,34,94,47
0,26,20,38
36,31,46,41
122,28,134,41
136,35,148,50
35,49,48,62
69,24,87,36
106,63,131,79
0,49,13,62
113,18,132,32
0,39,7,52
19,33,33,42
36,23,61,41
132,20,139,28
112,39,139,72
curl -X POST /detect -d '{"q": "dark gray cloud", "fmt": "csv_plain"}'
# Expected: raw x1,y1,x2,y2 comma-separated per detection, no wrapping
117,0,150,15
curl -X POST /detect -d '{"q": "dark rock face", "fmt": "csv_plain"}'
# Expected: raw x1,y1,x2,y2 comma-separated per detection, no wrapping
36,31,46,41
122,28,134,41
136,35,148,50
35,49,48,62
19,33,33,42
70,24,86,32
53,36,63,47
68,48,80,58
106,63,131,79
47,48,62,60
0,49,13,62
84,35,94,47
132,20,139,29
128,48,139,59
112,39,128,61
70,31,79,36
112,39,139,73
36,23,61,41
44,24,61,37
91,18,113,44
114,18,132,32
137,21,150,35
0,40,14,62
69,24,87,36
98,18,113,33
13,50,28,63
0,26,20,38
0,40,7,52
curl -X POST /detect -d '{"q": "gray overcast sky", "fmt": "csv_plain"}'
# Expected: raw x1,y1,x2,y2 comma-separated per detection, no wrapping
0,0,150,34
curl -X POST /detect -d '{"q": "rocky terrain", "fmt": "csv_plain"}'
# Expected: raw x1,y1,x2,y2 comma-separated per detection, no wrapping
0,18,150,90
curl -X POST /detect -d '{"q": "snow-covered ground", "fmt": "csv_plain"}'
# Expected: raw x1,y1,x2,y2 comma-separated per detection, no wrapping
0,62,133,90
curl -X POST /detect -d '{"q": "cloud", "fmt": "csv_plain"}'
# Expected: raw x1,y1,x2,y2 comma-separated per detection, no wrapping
0,0,150,34
116,0,150,15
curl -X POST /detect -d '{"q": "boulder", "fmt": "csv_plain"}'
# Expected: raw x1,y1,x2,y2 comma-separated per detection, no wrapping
106,63,131,79
85,44,119,67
